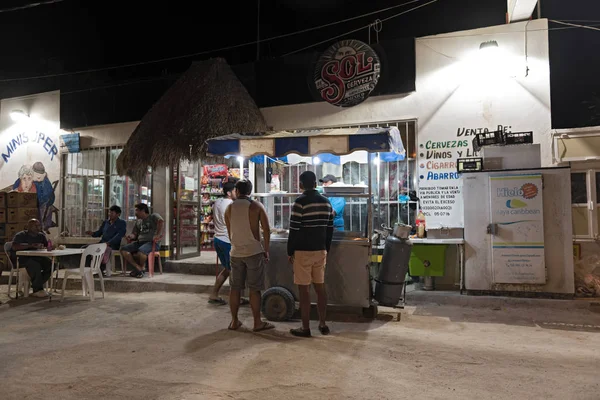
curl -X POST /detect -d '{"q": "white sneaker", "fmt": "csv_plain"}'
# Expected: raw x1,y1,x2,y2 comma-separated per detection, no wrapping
31,290,49,298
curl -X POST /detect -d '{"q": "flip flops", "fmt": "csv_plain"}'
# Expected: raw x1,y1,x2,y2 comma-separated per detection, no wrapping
209,298,227,306
290,327,311,337
228,321,243,331
253,322,275,332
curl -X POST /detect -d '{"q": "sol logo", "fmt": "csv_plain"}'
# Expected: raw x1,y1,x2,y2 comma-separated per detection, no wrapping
314,39,381,107
521,183,538,199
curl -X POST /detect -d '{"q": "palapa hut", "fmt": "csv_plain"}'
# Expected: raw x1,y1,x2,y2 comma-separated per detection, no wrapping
117,57,268,183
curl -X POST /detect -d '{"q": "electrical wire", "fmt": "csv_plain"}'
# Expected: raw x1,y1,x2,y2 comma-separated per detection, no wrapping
60,75,174,95
0,0,426,83
283,0,438,56
0,0,65,13
550,19,600,32
13,18,600,92
417,21,600,41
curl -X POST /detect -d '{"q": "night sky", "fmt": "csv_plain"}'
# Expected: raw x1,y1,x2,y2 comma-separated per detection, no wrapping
0,0,598,129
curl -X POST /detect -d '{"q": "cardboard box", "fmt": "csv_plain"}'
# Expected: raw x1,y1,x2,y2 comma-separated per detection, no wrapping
7,209,18,224
7,192,38,208
8,208,39,223
17,208,39,223
6,223,23,240
0,192,6,208
0,209,6,224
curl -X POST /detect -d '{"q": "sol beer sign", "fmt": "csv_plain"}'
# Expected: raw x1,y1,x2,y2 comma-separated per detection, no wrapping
314,40,381,108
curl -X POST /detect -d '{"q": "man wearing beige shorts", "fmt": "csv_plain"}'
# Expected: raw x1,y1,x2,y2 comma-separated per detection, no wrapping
287,171,334,338
225,180,274,332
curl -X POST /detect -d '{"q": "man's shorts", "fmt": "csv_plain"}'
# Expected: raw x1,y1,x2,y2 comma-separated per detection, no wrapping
121,241,159,256
230,253,266,291
293,250,327,285
214,237,232,270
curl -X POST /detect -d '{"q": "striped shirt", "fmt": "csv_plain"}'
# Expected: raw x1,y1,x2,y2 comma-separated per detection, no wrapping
287,189,334,256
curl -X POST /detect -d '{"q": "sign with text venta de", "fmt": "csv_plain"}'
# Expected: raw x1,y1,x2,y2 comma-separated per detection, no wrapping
491,174,545,284
314,39,381,107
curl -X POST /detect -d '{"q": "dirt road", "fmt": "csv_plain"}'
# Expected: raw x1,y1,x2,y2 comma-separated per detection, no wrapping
1,292,599,399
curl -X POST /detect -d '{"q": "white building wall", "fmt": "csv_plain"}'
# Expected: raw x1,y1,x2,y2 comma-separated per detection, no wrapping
261,19,552,228
71,121,171,246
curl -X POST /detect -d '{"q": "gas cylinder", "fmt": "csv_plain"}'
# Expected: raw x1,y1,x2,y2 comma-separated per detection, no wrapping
374,234,412,307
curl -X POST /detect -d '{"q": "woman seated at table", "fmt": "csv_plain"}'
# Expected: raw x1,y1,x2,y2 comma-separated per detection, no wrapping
85,205,127,277
11,219,51,298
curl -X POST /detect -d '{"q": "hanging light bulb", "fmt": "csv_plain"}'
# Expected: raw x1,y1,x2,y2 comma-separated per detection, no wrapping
372,156,380,165
313,156,321,165
236,156,244,163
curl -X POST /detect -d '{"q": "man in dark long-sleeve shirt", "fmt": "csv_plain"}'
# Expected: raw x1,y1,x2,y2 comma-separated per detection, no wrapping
86,205,126,276
287,171,334,338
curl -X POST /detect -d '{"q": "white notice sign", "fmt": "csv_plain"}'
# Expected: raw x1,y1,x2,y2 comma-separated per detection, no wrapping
490,174,545,284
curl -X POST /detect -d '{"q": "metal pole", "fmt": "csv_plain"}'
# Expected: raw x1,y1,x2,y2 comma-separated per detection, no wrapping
537,0,541,19
367,153,372,241
256,0,261,61
377,152,381,229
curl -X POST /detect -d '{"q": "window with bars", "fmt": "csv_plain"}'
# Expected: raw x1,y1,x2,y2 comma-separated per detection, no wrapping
61,147,152,236
265,120,417,231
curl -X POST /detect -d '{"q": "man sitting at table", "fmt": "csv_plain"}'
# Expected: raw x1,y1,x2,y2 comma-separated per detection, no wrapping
11,219,51,298
120,203,164,279
85,205,126,277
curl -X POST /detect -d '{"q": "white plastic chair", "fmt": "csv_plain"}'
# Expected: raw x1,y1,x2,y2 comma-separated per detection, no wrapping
61,243,107,302
4,241,31,298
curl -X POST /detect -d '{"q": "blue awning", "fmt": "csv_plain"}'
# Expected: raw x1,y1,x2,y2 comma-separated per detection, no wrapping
207,127,405,158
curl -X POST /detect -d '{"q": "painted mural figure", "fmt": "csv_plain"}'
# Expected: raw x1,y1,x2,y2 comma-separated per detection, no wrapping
15,165,37,193
13,162,56,231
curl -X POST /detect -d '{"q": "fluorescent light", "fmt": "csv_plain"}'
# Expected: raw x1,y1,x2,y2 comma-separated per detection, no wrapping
479,40,499,52
10,110,28,122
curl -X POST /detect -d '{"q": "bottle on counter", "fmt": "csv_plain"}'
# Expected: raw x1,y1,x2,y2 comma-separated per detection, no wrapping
416,210,426,238
47,239,53,251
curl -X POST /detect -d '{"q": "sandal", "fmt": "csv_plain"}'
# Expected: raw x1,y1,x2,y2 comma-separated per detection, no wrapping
133,270,144,279
290,327,311,337
253,322,275,332
228,320,243,331
209,298,227,306
318,325,331,335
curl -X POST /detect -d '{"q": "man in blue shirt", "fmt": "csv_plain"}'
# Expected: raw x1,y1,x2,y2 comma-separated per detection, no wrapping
320,174,346,231
86,205,127,276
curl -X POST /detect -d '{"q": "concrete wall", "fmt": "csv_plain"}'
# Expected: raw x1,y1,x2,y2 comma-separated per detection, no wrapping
0,90,61,236
261,19,552,230
463,168,574,294
261,20,551,160
74,121,138,149
70,120,171,247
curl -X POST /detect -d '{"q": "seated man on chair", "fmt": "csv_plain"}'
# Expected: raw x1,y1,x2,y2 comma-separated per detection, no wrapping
86,205,126,277
11,219,51,298
120,203,163,279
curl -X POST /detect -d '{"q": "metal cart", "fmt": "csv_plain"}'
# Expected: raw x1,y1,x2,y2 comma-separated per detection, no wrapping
206,127,405,320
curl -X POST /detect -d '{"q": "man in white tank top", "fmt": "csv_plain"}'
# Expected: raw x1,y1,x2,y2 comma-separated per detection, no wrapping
224,180,274,332
209,178,249,306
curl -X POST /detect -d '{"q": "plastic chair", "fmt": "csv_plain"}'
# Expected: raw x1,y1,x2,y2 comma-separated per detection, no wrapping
147,240,163,278
4,242,30,299
60,243,107,302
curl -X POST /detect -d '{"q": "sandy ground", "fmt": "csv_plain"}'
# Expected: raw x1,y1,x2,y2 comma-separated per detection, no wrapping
1,292,600,400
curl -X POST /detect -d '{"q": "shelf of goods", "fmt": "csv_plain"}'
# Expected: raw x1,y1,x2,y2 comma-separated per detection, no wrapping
200,178,224,250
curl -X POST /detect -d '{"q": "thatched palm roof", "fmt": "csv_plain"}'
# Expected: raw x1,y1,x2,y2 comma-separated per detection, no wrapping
117,58,268,182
